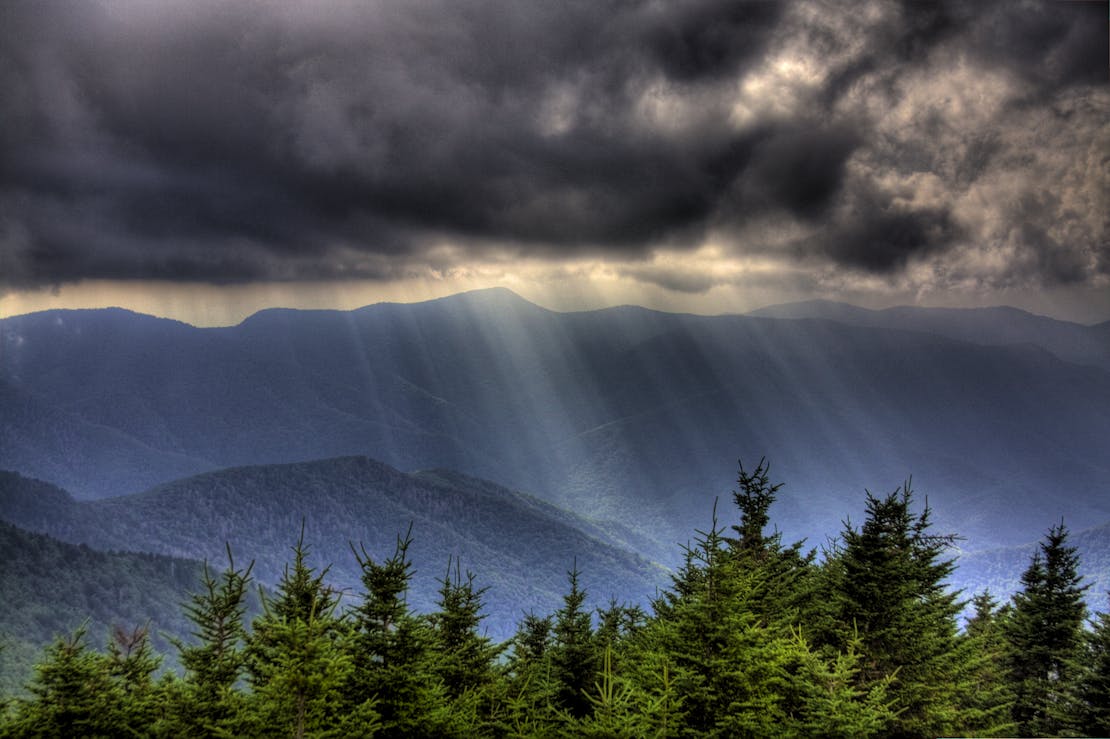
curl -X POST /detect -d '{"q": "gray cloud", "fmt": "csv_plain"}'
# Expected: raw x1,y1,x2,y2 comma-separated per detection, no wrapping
0,0,1105,293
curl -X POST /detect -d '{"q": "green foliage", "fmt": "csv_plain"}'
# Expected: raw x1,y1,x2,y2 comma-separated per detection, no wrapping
171,547,254,736
1075,597,1110,735
0,520,199,693
348,527,449,737
1004,523,1089,737
819,483,964,738
550,563,595,720
243,530,370,738
4,459,1109,738
952,591,1016,736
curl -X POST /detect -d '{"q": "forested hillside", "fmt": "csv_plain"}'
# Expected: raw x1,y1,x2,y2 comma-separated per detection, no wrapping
4,290,1109,558
0,459,665,637
2,461,1107,737
0,522,202,696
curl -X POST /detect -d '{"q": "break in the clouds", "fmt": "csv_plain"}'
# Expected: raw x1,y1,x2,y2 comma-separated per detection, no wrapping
0,0,1106,296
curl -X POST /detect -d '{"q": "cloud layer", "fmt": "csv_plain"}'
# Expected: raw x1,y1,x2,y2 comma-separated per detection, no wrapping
1,0,1106,296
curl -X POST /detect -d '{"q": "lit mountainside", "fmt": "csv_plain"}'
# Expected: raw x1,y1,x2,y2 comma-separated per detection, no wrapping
2,288,1109,557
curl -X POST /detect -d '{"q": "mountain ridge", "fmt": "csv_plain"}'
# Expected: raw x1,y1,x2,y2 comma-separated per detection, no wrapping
0,459,667,639
3,288,1109,557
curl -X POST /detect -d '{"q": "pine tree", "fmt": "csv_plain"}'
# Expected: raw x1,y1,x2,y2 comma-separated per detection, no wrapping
550,563,595,720
724,458,815,625
4,626,121,737
245,530,371,738
427,558,502,735
172,547,253,736
1004,523,1089,737
821,483,964,738
780,628,895,738
1075,595,1110,736
952,591,1015,736
496,610,558,735
105,624,164,732
427,558,499,699
645,504,797,736
348,527,446,737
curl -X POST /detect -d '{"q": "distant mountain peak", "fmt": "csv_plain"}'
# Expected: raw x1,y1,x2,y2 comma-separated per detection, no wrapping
404,286,549,313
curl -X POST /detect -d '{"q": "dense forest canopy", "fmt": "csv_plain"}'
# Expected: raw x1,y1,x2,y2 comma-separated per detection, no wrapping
2,460,1108,737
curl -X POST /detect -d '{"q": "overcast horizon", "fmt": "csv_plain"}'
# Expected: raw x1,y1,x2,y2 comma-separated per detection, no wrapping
2,0,1107,325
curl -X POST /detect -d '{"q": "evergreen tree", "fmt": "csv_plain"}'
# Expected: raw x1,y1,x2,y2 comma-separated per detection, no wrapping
952,591,1015,736
645,505,796,736
427,558,499,699
172,548,253,736
245,531,372,738
780,628,895,738
550,563,595,719
1004,523,1089,737
348,528,447,737
3,626,120,738
427,558,501,735
821,483,964,738
105,624,164,732
1075,595,1110,736
724,458,815,625
499,611,556,735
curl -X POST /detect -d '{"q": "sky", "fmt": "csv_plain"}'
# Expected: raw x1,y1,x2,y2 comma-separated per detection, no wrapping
1,0,1107,326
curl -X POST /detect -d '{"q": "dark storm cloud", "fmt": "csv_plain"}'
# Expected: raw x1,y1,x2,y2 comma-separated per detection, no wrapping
0,0,1106,290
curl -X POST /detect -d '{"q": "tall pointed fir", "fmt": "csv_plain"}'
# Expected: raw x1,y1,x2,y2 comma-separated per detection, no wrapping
245,529,376,738
645,503,795,735
105,625,164,733
821,483,964,738
725,458,815,623
1004,523,1088,737
2,627,120,737
550,563,595,720
347,527,446,737
952,591,1015,736
500,611,555,735
427,557,500,733
172,548,254,735
1075,595,1110,736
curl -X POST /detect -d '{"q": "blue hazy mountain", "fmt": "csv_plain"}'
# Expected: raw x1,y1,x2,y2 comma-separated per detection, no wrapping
749,299,1110,371
2,288,1109,556
0,518,203,694
0,460,665,639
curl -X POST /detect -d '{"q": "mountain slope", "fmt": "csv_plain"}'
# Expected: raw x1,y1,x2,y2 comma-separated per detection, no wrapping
953,518,1110,613
0,460,667,639
3,288,1109,554
748,299,1110,371
0,520,202,695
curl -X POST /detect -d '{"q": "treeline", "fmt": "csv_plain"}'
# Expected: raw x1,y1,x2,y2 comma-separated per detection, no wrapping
1,461,1108,737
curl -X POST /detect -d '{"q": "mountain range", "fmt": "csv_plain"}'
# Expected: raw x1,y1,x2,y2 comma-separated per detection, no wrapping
3,288,1108,559
0,458,665,640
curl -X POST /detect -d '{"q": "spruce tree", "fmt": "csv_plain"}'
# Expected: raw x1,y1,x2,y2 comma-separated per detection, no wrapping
822,484,963,738
1075,596,1110,736
348,528,446,737
4,627,120,737
427,558,499,700
427,558,501,735
1004,523,1089,737
645,505,796,736
245,531,371,738
105,625,164,733
953,591,1015,736
500,612,555,735
725,458,815,624
550,563,595,719
172,548,254,735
